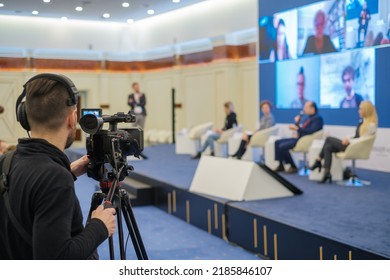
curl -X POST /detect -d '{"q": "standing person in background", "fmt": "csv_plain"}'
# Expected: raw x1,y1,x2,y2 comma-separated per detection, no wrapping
231,100,275,160
128,82,148,159
291,67,308,109
357,1,371,47
192,101,237,159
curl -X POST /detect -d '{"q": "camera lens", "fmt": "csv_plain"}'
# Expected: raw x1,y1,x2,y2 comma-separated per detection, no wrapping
79,114,103,135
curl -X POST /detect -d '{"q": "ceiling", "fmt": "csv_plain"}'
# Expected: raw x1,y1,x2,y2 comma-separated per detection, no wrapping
0,0,207,23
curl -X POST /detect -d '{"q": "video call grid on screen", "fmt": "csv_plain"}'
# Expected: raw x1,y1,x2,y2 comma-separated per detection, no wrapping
258,0,390,127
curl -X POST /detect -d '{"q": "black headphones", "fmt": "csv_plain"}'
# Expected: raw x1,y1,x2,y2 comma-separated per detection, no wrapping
16,73,79,131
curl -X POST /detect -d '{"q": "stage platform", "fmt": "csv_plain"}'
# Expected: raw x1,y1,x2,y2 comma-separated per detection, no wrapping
67,144,390,260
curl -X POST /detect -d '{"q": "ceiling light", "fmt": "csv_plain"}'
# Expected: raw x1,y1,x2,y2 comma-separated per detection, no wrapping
0,3,5,7
122,2,130,8
103,13,110,18
32,10,39,15
172,0,180,3
127,18,134,24
61,17,68,21
43,0,51,3
147,9,155,15
75,6,83,12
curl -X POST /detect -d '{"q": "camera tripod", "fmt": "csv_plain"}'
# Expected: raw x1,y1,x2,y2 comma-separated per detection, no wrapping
88,177,148,260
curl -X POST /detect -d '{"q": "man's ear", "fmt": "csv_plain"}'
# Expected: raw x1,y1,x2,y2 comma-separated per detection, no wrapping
67,109,77,129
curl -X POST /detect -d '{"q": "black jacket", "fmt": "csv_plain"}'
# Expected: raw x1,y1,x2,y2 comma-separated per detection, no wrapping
223,112,238,131
0,139,107,259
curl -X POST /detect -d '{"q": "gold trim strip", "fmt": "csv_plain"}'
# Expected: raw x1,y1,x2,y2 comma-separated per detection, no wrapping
172,190,177,213
214,203,218,230
207,209,212,234
319,246,323,260
186,200,190,223
334,254,337,260
263,225,268,256
349,251,352,260
222,214,227,240
253,219,258,248
273,234,278,260
167,193,172,214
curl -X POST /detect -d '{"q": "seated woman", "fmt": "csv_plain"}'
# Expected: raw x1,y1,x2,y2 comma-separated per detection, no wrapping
231,100,275,160
192,101,237,159
310,101,378,183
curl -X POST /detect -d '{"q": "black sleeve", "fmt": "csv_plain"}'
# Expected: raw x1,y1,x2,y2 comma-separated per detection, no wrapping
32,172,108,260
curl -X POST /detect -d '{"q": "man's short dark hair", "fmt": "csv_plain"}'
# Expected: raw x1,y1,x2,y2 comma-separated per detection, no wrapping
341,66,355,81
309,101,318,113
25,78,73,131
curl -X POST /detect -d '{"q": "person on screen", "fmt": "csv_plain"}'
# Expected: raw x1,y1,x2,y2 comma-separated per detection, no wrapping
340,66,363,109
302,10,337,55
230,100,275,160
357,1,371,47
290,67,308,109
192,101,237,159
273,101,323,174
269,19,291,62
310,101,377,183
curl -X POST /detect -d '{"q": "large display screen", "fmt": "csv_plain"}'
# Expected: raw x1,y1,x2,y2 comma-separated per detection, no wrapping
258,0,390,127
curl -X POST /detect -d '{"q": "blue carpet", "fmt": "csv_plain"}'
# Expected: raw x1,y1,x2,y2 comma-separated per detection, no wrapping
74,174,261,260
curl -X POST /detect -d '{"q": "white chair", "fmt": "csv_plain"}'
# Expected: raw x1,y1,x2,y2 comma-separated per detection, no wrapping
188,122,213,154
335,134,376,187
215,125,242,157
248,126,279,163
291,130,324,176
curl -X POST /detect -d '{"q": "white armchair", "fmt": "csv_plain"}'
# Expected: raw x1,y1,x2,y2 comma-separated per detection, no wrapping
248,126,280,163
335,134,376,187
215,125,242,157
291,130,324,176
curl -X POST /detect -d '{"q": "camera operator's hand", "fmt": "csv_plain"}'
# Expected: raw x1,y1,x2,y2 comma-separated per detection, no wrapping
92,205,117,237
70,155,90,177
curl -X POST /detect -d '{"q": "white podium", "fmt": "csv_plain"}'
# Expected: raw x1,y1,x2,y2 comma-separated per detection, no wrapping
190,156,296,201
308,139,343,181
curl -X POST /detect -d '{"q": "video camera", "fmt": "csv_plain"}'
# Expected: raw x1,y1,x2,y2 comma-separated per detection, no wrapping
79,109,143,182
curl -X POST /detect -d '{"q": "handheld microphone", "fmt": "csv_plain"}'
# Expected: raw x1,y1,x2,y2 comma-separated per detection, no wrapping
295,110,304,126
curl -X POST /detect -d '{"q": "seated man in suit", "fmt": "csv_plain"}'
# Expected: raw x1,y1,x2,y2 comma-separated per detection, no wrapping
274,101,323,173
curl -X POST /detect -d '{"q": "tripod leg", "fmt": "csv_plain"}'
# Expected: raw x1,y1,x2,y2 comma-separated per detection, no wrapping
114,196,126,260
119,189,148,260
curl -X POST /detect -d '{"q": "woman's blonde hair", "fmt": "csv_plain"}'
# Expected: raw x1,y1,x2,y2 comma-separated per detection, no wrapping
359,101,378,136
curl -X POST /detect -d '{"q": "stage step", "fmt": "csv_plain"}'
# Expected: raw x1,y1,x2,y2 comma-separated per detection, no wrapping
121,177,154,206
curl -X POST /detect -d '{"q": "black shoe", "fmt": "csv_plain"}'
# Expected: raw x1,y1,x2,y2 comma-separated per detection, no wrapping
286,166,298,174
319,172,332,184
191,152,201,159
140,153,148,160
210,151,215,157
310,160,322,172
273,163,285,172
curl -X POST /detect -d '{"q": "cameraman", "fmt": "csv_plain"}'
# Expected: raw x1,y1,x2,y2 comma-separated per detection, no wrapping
0,75,116,259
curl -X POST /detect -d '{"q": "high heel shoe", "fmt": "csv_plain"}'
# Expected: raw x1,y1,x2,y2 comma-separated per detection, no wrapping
310,160,322,172
319,172,332,184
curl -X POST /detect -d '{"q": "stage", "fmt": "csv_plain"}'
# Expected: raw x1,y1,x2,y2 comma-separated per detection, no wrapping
67,144,390,260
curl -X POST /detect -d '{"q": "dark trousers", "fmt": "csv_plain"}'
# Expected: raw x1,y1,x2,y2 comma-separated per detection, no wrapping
275,138,298,167
319,137,347,169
